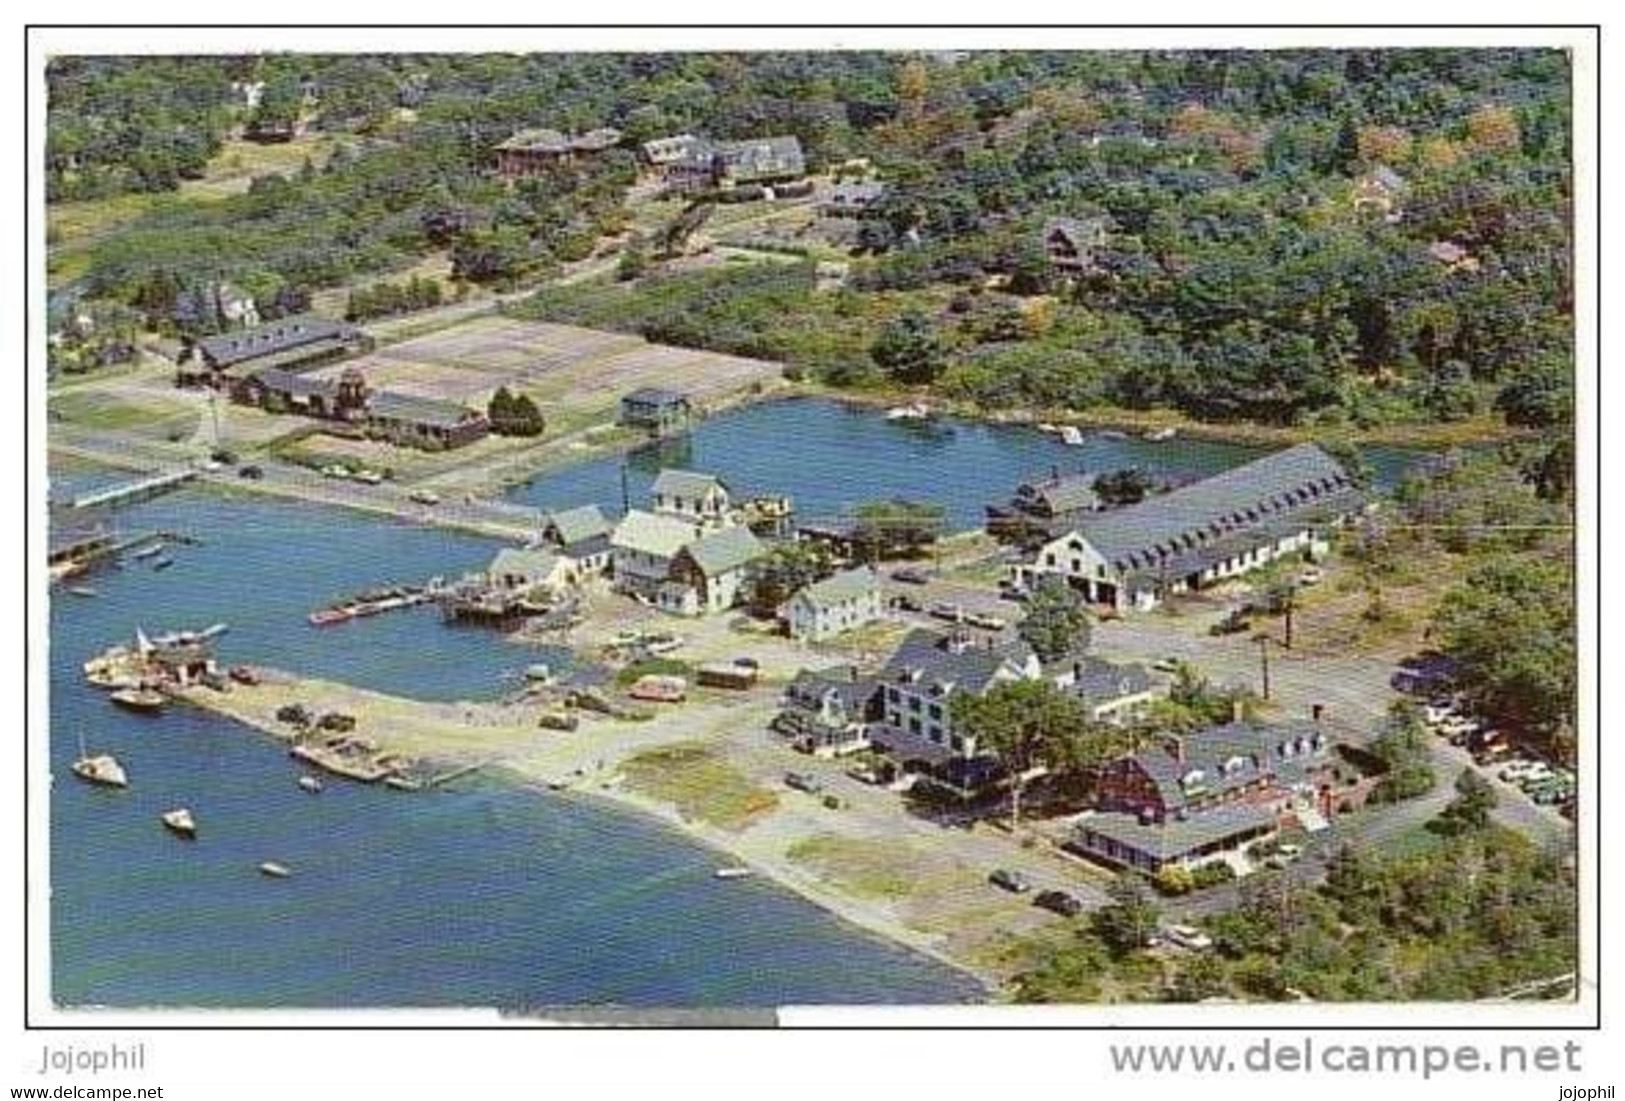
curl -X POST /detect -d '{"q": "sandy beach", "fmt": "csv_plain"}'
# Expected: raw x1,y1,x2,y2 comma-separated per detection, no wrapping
172,649,1114,995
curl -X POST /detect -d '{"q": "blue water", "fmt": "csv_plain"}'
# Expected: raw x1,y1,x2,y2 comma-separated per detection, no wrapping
507,396,1428,528
51,400,1435,1009
49,491,981,1008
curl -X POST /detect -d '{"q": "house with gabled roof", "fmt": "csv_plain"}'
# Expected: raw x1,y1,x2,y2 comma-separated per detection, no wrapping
651,468,733,528
609,508,764,616
871,628,1042,765
1042,215,1111,277
773,665,879,757
1074,719,1343,873
986,468,1103,543
536,504,614,574
782,566,884,642
668,525,767,615
1013,443,1366,611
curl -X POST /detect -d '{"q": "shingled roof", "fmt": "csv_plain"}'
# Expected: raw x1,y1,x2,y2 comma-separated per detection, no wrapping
791,567,880,612
652,468,728,500
680,525,765,577
1078,802,1277,862
1066,444,1358,574
880,628,1037,698
196,315,357,369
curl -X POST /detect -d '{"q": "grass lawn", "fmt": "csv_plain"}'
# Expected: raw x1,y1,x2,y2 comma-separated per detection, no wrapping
49,390,199,440
621,742,779,831
785,834,917,901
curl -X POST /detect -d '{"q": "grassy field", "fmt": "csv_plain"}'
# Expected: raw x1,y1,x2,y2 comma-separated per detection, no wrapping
49,389,199,440
785,834,918,900
621,742,779,832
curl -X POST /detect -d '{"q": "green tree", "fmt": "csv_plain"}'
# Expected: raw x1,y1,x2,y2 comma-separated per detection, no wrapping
852,498,945,560
949,678,1090,828
870,312,946,385
1433,768,1498,835
1092,876,1161,957
751,542,833,618
1092,467,1154,506
1017,576,1092,663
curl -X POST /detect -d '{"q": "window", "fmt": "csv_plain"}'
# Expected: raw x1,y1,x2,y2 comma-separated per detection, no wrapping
929,704,942,721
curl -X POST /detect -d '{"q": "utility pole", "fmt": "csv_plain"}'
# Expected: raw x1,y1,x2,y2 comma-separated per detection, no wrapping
209,389,223,449
619,463,630,515
1283,599,1294,650
1254,632,1272,700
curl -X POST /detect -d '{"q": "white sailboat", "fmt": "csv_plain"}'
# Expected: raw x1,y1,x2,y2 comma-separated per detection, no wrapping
161,807,197,838
70,729,128,789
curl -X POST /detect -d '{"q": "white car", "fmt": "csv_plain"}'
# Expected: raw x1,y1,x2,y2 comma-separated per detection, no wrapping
1499,760,1542,782
1297,567,1324,586
1163,923,1214,951
1423,701,1458,725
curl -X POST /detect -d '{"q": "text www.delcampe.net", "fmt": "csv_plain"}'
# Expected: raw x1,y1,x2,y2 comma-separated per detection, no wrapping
1109,1037,1586,1080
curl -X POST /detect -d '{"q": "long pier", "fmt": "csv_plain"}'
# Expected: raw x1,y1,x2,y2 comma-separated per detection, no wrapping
71,468,197,510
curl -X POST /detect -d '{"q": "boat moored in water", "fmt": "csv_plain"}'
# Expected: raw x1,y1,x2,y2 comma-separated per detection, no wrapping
258,861,292,879
1144,427,1178,442
66,585,98,598
110,686,166,713
71,753,128,788
714,867,754,880
161,807,197,838
1058,426,1086,446
297,775,324,794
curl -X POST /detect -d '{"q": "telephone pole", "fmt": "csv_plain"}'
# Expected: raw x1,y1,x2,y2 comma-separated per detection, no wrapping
1253,632,1272,700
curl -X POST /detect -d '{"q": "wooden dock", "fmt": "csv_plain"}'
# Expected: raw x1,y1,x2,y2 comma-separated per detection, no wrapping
71,469,198,510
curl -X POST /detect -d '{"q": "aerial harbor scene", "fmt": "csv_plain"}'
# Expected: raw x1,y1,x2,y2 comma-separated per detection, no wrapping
41,42,1580,1015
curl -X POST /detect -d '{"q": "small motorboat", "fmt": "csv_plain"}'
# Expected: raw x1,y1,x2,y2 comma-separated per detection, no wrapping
110,686,166,713
66,585,98,598
713,867,753,880
308,607,352,627
151,558,174,572
524,663,554,683
297,775,323,794
131,543,164,561
258,861,292,879
1099,429,1129,440
161,807,197,838
71,753,128,788
1035,422,1059,434
885,401,932,421
1144,427,1178,442
1059,426,1086,446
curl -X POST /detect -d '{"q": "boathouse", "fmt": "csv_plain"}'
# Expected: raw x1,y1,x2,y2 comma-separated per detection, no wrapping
618,388,693,436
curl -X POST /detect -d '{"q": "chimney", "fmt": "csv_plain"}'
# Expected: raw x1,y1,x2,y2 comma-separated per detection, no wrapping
1311,703,1325,723
1165,735,1185,763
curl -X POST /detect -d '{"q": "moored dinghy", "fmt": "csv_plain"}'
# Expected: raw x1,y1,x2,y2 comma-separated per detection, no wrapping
161,807,197,838
258,861,292,879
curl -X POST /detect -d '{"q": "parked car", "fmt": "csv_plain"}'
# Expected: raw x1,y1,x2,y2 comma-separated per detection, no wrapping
1296,567,1324,586
237,464,264,480
1499,760,1543,783
890,593,923,613
929,601,965,623
1209,609,1251,636
1152,656,1183,674
891,567,932,585
1423,700,1459,725
1163,923,1214,951
988,868,1033,894
784,771,823,795
1266,842,1304,869
1033,889,1083,917
409,489,441,506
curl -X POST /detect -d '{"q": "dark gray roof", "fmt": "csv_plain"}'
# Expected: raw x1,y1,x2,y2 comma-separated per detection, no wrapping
1127,720,1329,813
880,628,1036,698
623,387,689,408
1077,802,1277,861
826,180,886,207
250,367,338,399
1057,656,1153,706
561,532,613,560
714,136,806,181
1015,472,1099,515
368,391,481,430
196,315,357,369
785,665,877,716
1067,444,1358,573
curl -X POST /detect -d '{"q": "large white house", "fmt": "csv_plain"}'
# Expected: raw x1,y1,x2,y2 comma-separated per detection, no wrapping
1013,443,1366,612
782,567,884,642
609,508,764,616
650,469,733,529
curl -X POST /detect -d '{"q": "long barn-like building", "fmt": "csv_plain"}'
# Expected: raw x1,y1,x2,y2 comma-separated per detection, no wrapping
1012,443,1367,611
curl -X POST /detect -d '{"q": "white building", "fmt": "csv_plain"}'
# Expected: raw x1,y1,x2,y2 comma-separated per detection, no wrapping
609,508,764,617
782,567,884,642
536,504,614,575
650,469,733,529
1013,443,1365,612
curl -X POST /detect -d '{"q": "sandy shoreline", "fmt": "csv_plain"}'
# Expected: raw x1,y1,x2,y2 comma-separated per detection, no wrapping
171,669,1018,997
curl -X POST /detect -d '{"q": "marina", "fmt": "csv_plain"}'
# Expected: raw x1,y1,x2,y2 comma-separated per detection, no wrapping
47,396,1451,1009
